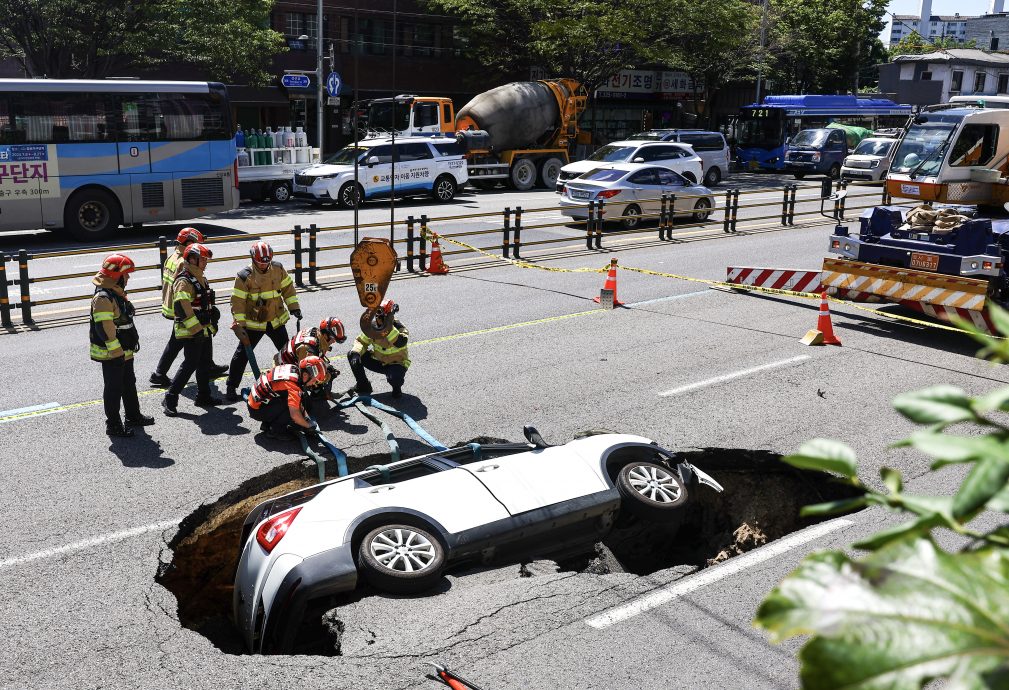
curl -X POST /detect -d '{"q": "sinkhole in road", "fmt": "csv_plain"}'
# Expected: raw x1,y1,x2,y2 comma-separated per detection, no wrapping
156,441,861,656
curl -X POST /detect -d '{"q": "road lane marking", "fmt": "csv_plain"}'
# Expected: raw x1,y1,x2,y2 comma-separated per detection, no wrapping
657,355,810,397
0,289,717,424
0,402,65,424
0,519,181,570
584,518,853,629
627,289,713,307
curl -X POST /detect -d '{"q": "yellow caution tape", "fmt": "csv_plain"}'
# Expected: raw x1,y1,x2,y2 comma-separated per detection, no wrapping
433,229,991,337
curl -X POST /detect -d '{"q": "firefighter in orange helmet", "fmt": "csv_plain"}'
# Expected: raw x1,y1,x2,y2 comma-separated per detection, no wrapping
90,253,155,437
226,241,300,401
246,356,328,440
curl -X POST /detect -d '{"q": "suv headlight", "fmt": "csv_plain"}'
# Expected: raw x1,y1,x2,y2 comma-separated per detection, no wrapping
870,159,880,168
843,157,853,167
317,173,341,179
811,152,821,162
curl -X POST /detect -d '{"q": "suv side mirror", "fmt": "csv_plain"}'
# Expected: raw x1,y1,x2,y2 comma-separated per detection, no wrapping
632,157,645,163
366,156,379,166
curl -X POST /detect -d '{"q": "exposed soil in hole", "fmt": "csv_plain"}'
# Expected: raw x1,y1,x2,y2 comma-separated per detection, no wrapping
156,443,861,655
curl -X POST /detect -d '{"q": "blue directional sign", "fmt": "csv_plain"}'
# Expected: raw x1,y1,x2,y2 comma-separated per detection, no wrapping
281,74,311,89
326,72,342,97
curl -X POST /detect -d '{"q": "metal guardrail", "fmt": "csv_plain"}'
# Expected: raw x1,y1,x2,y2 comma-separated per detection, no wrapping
0,179,897,329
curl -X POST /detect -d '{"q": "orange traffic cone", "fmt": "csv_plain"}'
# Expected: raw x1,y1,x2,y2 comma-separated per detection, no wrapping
593,258,624,307
801,291,842,346
427,233,449,275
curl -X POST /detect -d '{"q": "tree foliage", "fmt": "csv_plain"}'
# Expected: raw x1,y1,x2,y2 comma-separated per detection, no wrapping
888,30,977,58
0,0,285,85
767,0,889,93
753,305,1009,689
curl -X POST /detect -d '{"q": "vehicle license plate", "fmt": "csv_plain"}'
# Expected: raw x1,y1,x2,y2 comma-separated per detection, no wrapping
910,252,939,271
571,190,591,199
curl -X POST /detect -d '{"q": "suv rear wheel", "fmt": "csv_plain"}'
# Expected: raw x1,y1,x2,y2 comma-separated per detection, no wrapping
358,524,446,593
703,167,721,186
432,175,457,202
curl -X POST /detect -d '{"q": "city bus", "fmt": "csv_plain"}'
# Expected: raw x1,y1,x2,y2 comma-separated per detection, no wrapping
0,79,238,240
735,95,912,172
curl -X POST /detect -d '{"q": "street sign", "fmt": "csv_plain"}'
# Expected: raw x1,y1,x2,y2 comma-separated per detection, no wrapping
326,71,342,97
282,74,311,89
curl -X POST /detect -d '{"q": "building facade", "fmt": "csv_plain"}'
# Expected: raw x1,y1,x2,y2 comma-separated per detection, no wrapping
889,49,1009,103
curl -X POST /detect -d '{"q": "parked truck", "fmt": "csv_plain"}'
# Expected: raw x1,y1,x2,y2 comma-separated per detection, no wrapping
823,103,1009,332
364,79,588,191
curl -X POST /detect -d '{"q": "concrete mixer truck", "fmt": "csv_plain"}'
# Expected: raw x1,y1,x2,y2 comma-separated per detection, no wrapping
364,79,588,191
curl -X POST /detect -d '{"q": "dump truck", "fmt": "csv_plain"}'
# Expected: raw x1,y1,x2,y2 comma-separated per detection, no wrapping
364,79,588,191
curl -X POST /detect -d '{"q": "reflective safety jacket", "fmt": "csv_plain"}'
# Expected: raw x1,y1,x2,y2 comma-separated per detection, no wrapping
161,248,183,319
90,274,138,361
247,364,306,412
172,264,216,339
230,262,299,332
279,328,331,366
351,319,410,368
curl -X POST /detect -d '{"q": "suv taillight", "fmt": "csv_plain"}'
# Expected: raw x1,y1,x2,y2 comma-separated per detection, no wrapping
256,507,301,553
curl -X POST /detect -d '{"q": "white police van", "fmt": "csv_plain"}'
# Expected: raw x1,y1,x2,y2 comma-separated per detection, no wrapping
292,136,468,207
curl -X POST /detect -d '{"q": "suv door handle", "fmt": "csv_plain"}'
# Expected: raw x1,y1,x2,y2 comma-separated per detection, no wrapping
370,486,396,493
476,464,500,472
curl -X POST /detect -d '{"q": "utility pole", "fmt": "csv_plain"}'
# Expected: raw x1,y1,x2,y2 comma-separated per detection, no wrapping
353,0,360,246
316,0,324,158
390,0,397,252
755,0,769,104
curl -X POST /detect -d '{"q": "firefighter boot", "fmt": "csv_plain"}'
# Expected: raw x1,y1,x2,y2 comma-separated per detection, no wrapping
126,413,155,427
149,372,171,388
106,420,135,438
195,393,223,407
391,385,403,400
162,393,179,417
225,388,243,403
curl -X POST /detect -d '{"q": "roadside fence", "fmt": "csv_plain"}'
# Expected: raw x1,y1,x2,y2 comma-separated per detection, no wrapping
0,179,904,330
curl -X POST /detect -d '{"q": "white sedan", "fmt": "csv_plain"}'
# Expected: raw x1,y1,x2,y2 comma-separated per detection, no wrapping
233,428,722,653
559,163,717,230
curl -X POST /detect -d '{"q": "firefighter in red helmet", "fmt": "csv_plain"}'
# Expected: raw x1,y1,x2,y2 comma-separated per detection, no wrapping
150,227,228,387
90,253,154,437
246,356,328,440
226,241,300,401
163,243,222,416
277,317,346,402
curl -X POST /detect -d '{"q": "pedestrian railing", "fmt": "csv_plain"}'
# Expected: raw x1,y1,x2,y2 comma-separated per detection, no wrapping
0,179,905,330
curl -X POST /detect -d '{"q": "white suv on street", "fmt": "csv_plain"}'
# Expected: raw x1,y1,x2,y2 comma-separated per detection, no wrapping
556,141,703,193
292,136,468,207
628,130,731,186
840,136,897,182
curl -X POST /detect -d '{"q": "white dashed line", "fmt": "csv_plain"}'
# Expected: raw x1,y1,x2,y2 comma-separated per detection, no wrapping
0,520,181,569
658,355,810,397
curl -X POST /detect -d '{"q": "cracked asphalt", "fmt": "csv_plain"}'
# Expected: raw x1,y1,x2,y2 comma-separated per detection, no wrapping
0,186,1000,689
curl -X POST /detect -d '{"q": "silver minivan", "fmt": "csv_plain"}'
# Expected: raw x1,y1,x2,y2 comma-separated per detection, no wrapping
627,129,730,186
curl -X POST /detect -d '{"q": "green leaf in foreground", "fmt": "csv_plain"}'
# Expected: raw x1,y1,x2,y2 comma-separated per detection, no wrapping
784,439,858,479
892,386,975,425
754,538,1009,690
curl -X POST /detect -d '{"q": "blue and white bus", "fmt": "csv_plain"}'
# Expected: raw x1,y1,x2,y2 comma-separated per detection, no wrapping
0,79,238,240
736,95,912,172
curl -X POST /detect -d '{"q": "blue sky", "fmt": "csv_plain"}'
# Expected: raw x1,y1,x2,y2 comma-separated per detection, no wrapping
886,0,988,19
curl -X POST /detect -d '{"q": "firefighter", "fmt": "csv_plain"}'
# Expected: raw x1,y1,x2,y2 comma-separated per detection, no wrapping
150,227,228,387
90,254,155,437
348,299,409,398
163,243,222,416
225,241,301,402
246,355,328,440
276,317,347,402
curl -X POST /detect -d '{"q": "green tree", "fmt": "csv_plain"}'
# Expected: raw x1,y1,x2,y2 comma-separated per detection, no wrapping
0,0,285,85
640,0,761,126
768,0,889,93
888,30,977,58
422,0,652,95
753,307,1009,688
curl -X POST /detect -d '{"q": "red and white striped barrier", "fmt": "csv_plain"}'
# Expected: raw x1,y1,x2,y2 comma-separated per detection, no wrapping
726,267,822,294
902,301,994,333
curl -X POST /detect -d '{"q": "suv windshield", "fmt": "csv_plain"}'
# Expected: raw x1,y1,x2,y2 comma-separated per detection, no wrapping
853,139,894,157
587,145,636,162
324,146,369,165
790,129,829,148
890,113,964,176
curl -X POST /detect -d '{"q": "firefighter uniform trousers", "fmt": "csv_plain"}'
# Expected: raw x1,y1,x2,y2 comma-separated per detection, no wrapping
168,267,216,400
227,262,299,392
154,248,184,377
90,278,141,423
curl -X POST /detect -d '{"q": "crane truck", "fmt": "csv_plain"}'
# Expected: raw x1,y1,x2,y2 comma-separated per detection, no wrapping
364,79,588,191
822,103,1009,333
